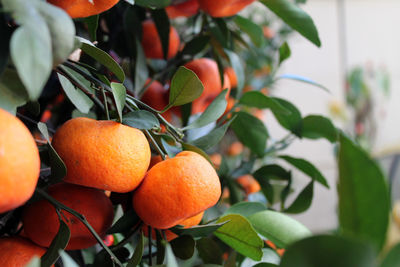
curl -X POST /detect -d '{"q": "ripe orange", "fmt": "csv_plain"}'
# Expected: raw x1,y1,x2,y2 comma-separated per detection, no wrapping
133,151,221,229
0,108,40,214
48,0,120,18
184,58,231,114
0,237,48,267
262,26,275,39
51,117,150,193
227,141,243,156
236,175,260,195
143,211,204,241
23,183,114,250
224,67,238,88
210,153,222,169
141,80,172,122
141,20,180,59
166,0,200,18
198,0,256,17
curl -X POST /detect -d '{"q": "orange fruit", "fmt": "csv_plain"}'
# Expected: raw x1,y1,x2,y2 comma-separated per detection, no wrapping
198,0,255,17
210,153,222,169
142,211,204,241
0,108,40,214
141,80,172,122
48,0,119,18
184,58,230,114
262,26,275,39
236,175,260,195
224,67,238,88
222,96,236,119
227,141,243,156
0,237,49,267
166,0,200,18
133,151,221,229
52,117,150,193
141,20,180,59
23,183,114,250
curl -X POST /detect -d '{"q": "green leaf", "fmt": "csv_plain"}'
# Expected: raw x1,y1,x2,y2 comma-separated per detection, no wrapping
165,243,179,267
37,1,75,66
38,122,67,181
239,91,290,115
190,118,234,150
170,222,226,238
259,0,321,47
111,82,126,123
57,74,94,114
196,237,223,265
123,110,160,130
77,37,125,82
338,133,390,251
248,210,311,248
302,115,337,142
0,68,29,114
184,89,228,130
134,38,149,94
279,42,291,65
277,74,329,92
284,181,314,214
135,0,171,8
280,235,376,267
171,235,195,260
151,9,170,60
224,202,267,218
231,111,268,156
72,109,96,119
279,155,329,188
127,232,144,267
215,214,263,261
234,16,264,47
84,15,99,42
107,209,140,234
25,257,41,267
270,98,302,136
380,242,400,267
59,250,79,267
181,35,210,56
168,66,204,107
11,23,52,100
253,263,279,267
224,49,244,93
41,220,71,267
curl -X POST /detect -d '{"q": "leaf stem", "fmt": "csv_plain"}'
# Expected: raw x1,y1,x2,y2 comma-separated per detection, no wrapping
148,226,153,266
101,87,110,120
35,188,123,267
144,130,166,160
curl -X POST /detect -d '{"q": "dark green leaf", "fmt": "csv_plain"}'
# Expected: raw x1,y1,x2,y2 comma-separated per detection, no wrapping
215,214,263,261
168,66,204,107
181,35,210,56
302,115,337,142
41,220,71,267
190,118,234,150
224,202,266,218
111,82,126,122
135,0,171,8
134,38,149,93
0,15,12,76
151,9,170,60
123,110,160,130
171,235,195,260
253,263,279,267
224,49,244,93
239,91,290,115
279,42,291,65
107,209,140,234
170,222,226,238
284,181,314,214
127,232,144,267
84,15,99,42
380,242,400,267
231,111,268,156
196,237,223,265
338,133,390,251
0,68,29,114
270,98,302,136
259,0,321,47
234,16,264,47
156,230,165,265
93,249,114,267
280,235,376,267
184,89,228,130
78,37,125,82
279,155,329,188
248,210,311,248
57,74,94,114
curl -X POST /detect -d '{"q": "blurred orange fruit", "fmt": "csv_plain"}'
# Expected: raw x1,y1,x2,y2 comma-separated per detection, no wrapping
236,175,260,195
0,237,49,267
210,153,222,169
227,141,243,156
141,79,172,122
224,67,238,88
198,0,256,17
0,108,40,214
166,0,200,18
48,0,119,18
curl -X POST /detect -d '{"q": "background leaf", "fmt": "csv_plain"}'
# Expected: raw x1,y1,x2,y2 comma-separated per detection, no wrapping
302,115,337,142
123,110,160,130
234,16,264,47
111,82,126,122
41,220,71,267
284,181,314,214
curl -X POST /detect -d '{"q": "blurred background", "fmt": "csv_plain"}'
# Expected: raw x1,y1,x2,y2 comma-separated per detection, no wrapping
255,0,400,232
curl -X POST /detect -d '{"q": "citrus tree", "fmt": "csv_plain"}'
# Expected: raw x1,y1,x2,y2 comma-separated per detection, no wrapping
0,0,395,266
